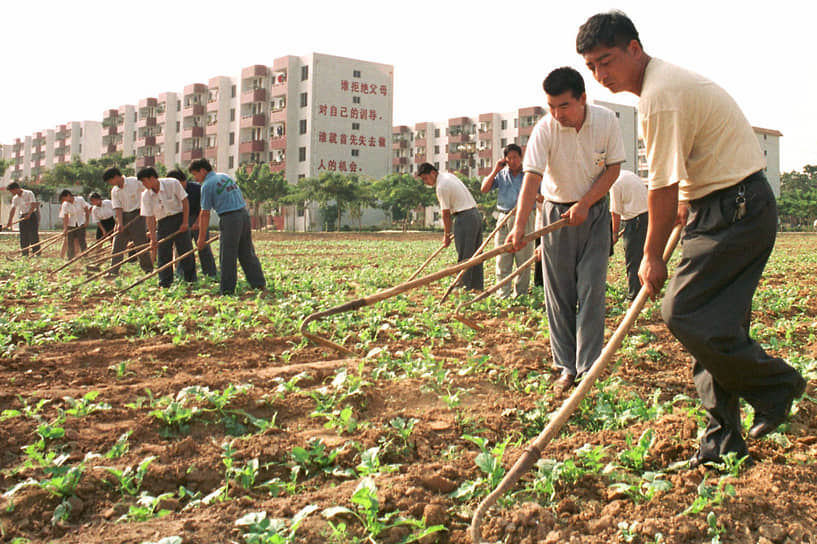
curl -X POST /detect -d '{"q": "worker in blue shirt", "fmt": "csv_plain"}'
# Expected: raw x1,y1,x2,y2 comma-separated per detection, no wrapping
167,169,218,279
189,159,266,295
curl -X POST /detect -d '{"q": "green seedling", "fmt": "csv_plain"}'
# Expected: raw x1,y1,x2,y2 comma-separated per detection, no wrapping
235,504,318,544
119,491,174,522
100,455,155,496
62,390,111,417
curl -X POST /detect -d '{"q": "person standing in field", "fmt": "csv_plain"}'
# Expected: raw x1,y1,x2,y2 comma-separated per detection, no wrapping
137,167,196,288
418,162,484,291
507,67,625,393
104,167,153,275
59,190,91,260
89,192,116,240
188,159,266,295
609,170,648,301
577,10,807,467
481,144,535,298
167,169,217,279
5,182,40,256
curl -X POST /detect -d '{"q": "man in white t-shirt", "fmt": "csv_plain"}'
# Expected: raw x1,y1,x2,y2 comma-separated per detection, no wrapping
508,66,625,392
89,192,116,240
137,167,196,288
58,189,91,260
610,170,648,301
417,162,483,290
577,10,806,466
104,167,153,275
5,182,40,256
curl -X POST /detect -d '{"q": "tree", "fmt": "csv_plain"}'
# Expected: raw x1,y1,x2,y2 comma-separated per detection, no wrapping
40,153,134,196
235,163,289,229
0,158,9,179
292,172,370,231
777,165,817,230
457,173,497,231
371,173,436,231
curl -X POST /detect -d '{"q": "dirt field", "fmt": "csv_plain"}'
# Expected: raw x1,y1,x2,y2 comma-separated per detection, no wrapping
0,231,815,544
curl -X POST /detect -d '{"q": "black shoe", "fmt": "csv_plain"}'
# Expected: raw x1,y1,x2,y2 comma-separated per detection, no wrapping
749,377,807,439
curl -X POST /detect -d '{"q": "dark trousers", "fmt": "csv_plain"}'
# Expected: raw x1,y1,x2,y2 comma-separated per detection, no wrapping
112,210,152,274
177,215,217,278
96,218,116,240
622,211,648,301
19,212,40,256
453,207,484,291
157,213,196,287
66,228,86,260
661,171,804,460
219,208,265,295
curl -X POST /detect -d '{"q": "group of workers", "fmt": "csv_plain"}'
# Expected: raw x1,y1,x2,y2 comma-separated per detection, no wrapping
5,159,265,296
418,11,806,468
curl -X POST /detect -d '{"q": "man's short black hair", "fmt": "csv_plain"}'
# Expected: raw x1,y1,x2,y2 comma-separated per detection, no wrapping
6,182,20,191
543,67,586,99
576,10,641,55
59,189,73,200
416,162,437,176
503,143,523,157
136,167,159,180
188,159,213,173
167,169,187,183
89,192,102,201
102,167,122,182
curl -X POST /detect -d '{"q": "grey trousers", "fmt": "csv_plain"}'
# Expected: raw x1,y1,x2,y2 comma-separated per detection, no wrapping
219,208,266,295
19,212,40,256
542,199,610,376
622,211,648,300
495,209,535,298
111,210,153,274
662,171,804,460
453,207,483,291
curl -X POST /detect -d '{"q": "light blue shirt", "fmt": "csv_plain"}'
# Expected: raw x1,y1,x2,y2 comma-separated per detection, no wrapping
200,171,246,215
491,168,525,212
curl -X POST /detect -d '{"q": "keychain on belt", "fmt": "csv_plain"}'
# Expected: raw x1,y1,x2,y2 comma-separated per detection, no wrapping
733,184,746,222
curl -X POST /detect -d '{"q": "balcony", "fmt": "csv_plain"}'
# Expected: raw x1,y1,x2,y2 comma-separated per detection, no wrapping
156,133,165,145
137,117,157,128
239,140,266,153
156,153,166,164
182,126,204,139
392,157,408,166
518,125,534,138
269,161,286,173
182,149,204,161
478,148,493,159
448,133,471,145
207,100,219,112
241,88,267,103
240,114,267,128
448,116,470,127
478,167,493,176
135,156,156,168
157,112,167,125
392,140,408,150
414,155,427,164
206,123,219,135
183,104,205,117
270,78,287,96
137,135,156,147
242,64,268,79
414,138,426,148
269,136,287,150
105,144,117,154
447,151,471,161
205,147,218,159
270,108,287,123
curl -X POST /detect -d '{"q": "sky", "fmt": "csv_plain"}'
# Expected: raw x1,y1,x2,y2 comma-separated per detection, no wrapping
2,0,814,172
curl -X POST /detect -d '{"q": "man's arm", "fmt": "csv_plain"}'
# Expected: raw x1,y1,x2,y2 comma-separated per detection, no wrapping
441,209,452,247
179,198,189,232
611,212,622,244
6,206,16,228
507,172,542,252
638,183,680,298
480,158,506,193
563,163,621,226
62,214,70,233
27,200,37,218
197,209,211,250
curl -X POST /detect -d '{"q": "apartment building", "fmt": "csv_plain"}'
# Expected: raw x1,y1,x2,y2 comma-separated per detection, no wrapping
2,121,101,182
755,127,782,197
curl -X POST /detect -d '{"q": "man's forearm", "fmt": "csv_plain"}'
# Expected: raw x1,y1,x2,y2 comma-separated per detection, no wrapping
579,163,621,209
441,209,452,236
644,184,679,260
512,172,542,233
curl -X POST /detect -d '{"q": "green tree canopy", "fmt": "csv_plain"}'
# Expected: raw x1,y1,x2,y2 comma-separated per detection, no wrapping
371,173,436,231
777,165,817,230
40,153,134,196
292,172,371,231
235,163,290,229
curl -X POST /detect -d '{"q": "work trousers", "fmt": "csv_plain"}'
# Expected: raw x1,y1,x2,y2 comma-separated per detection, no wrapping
542,199,610,377
96,217,116,240
111,210,152,274
218,208,266,295
495,209,535,298
453,207,484,291
621,211,648,301
662,171,804,460
18,212,40,256
177,215,217,279
66,227,86,260
157,213,196,288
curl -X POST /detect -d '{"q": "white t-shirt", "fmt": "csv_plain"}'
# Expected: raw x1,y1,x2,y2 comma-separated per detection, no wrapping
110,176,144,213
639,58,765,201
610,170,648,221
523,103,626,203
59,196,90,227
140,178,188,221
435,171,477,213
11,189,37,218
91,199,115,222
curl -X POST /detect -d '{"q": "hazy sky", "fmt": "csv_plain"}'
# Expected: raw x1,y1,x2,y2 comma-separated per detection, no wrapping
2,1,814,172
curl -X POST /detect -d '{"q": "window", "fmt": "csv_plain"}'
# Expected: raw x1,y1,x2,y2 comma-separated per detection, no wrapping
229,156,234,169
177,102,181,112
231,85,236,98
298,147,306,161
351,149,359,157
500,120,507,130
298,174,305,180
353,70,361,78
352,122,360,130
300,92,308,108
615,111,620,118
353,96,361,104
175,142,180,153
299,119,307,134
301,66,309,80
513,118,518,128
434,145,440,154
500,137,507,147
230,109,236,122
229,132,235,145
434,128,440,138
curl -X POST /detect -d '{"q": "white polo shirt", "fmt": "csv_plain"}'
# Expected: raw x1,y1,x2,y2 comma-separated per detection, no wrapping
140,178,188,222
523,103,626,203
435,171,477,213
610,170,648,221
59,196,90,227
639,58,765,201
11,189,37,218
91,199,115,222
110,176,143,213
